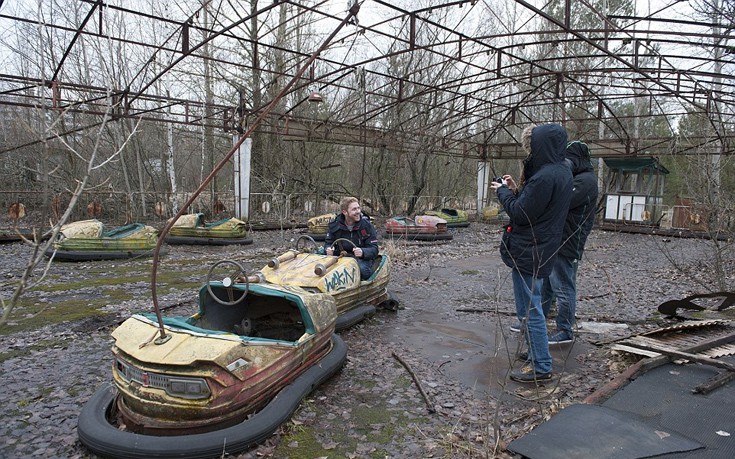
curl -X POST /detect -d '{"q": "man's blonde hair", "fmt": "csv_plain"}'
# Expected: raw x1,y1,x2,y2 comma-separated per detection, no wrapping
340,196,359,212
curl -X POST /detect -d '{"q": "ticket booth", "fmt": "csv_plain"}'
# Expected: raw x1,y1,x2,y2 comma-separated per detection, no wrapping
602,157,669,224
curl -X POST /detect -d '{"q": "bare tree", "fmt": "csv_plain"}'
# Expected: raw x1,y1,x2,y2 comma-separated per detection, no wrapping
1,99,141,327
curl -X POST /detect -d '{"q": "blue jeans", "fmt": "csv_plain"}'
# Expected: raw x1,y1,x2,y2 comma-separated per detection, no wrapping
512,269,552,373
541,278,555,317
542,257,579,335
357,258,373,280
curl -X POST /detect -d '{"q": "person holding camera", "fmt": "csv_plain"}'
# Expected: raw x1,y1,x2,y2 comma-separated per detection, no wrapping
324,196,379,280
490,123,573,383
542,140,599,345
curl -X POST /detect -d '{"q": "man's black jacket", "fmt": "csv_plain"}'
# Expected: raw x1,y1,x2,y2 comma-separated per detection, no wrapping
324,213,379,260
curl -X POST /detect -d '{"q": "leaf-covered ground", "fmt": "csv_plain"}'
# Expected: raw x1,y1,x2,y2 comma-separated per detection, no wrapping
0,222,724,458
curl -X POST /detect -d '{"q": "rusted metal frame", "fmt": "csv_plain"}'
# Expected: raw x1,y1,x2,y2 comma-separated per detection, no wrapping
121,2,281,109
371,0,504,76
673,136,735,157
39,2,236,102
45,22,247,71
78,0,193,27
76,0,332,75
481,83,552,142
529,69,641,140
0,71,227,118
149,2,362,343
0,73,228,121
0,88,688,160
491,53,630,140
372,1,563,100
117,2,374,123
340,39,519,122
0,16,264,105
4,82,482,158
391,0,474,16
182,20,190,54
608,14,728,31
279,65,360,119
1,5,286,146
4,1,732,157
373,0,506,67
8,4,732,97
304,51,489,139
49,1,101,83
520,65,734,110
511,0,707,113
0,106,227,156
489,28,732,54
475,68,630,145
416,21,627,141
95,3,277,115
358,96,477,155
410,72,529,140
0,81,45,97
279,11,509,131
573,0,716,97
0,95,236,156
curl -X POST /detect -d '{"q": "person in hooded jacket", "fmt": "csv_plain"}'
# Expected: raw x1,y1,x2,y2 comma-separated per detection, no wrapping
324,196,379,280
542,141,599,345
490,123,573,383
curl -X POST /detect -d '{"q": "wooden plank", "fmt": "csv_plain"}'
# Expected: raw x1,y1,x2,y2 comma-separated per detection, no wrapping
626,336,735,372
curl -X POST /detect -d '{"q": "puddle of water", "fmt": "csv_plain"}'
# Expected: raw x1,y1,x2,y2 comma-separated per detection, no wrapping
385,309,591,395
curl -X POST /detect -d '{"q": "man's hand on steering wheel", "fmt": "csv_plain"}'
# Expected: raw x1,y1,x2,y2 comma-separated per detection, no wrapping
327,238,358,257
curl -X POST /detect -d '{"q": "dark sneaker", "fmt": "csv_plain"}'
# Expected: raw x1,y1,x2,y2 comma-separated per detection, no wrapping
510,365,552,383
509,321,522,333
548,330,574,345
517,351,529,361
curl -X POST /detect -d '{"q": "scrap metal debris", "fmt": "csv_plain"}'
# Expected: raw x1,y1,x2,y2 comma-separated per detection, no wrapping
658,292,735,318
612,318,735,394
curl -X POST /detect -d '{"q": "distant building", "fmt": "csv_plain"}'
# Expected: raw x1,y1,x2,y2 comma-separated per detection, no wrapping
602,157,669,225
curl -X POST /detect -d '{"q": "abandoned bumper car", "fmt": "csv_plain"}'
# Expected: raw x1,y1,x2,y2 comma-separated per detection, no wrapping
424,207,470,228
259,235,399,329
305,212,337,241
383,215,453,241
45,219,161,261
164,213,253,246
77,236,397,458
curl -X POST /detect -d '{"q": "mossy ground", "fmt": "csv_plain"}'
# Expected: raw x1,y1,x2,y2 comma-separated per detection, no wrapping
273,370,438,458
1,256,209,337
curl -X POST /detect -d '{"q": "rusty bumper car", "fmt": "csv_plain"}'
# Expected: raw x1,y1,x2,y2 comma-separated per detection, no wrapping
164,213,253,246
256,235,398,330
44,219,162,261
305,212,337,241
383,215,453,241
424,208,470,228
78,276,346,459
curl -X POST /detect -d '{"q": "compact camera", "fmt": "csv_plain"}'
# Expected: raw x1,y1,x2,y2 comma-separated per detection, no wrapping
492,176,504,184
